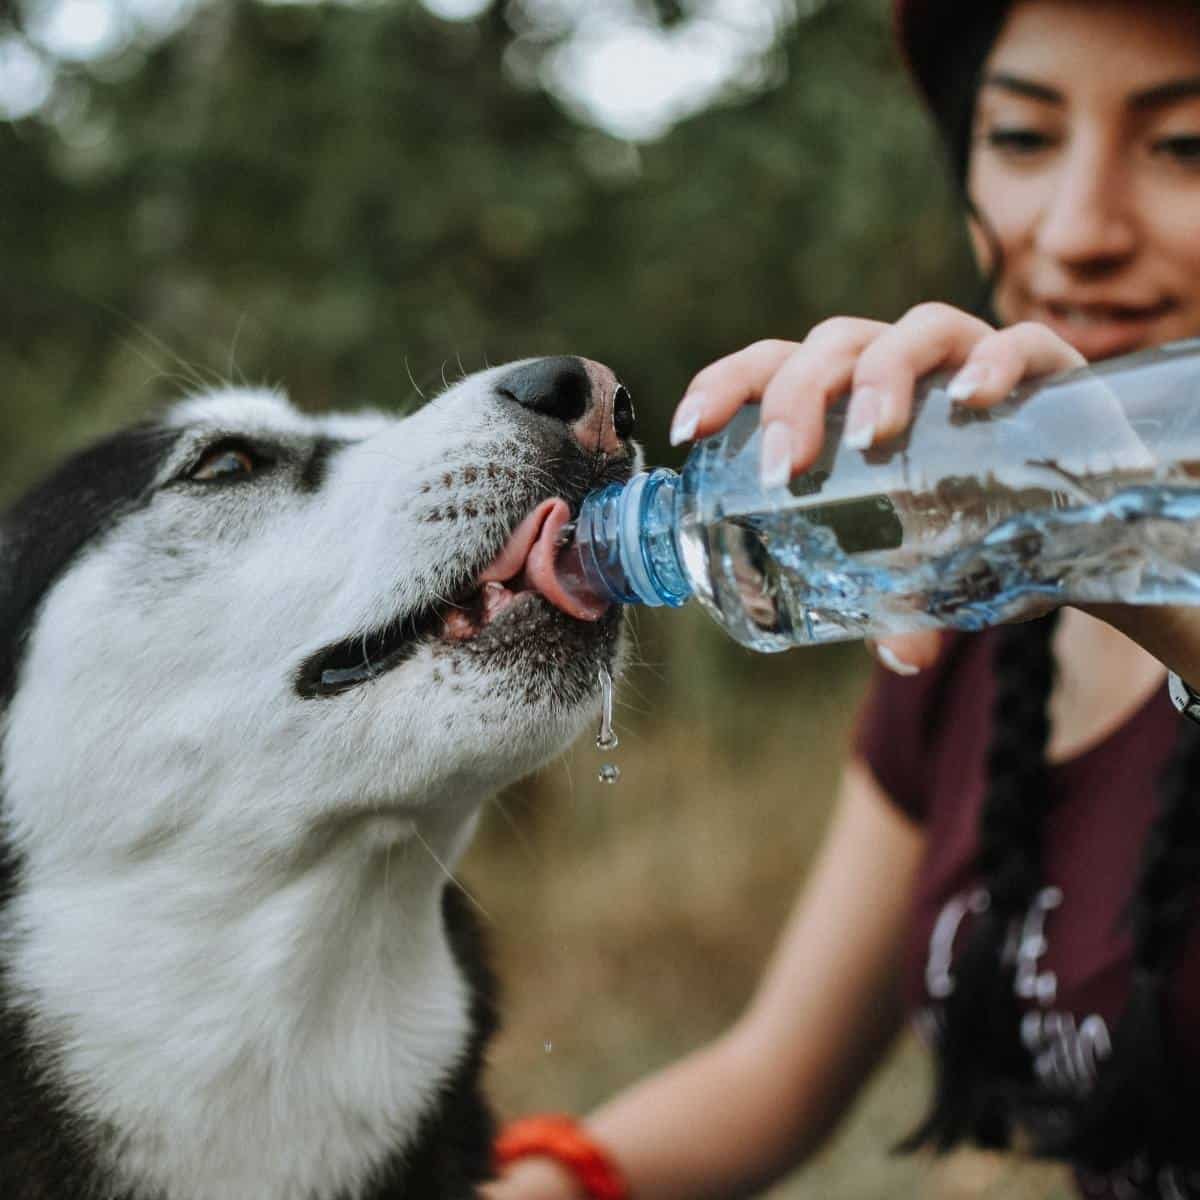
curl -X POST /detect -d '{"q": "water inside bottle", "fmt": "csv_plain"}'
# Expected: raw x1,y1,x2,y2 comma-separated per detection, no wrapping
683,478,1200,652
675,362,1200,651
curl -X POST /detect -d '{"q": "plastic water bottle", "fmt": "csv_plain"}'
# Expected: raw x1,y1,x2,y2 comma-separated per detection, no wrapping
554,342,1200,652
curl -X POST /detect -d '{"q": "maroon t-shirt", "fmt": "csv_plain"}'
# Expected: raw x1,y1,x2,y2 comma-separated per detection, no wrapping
855,629,1200,1199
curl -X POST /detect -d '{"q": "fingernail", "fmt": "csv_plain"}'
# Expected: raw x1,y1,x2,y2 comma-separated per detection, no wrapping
845,386,883,450
670,393,704,446
760,421,792,489
947,364,991,403
878,645,920,676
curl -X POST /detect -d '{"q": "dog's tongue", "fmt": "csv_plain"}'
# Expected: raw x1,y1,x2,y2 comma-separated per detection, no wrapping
478,498,609,621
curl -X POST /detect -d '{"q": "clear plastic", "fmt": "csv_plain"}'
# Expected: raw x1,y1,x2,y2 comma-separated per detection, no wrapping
558,341,1200,652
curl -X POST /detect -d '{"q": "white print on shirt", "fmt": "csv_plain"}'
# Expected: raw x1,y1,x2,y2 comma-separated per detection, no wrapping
919,884,1114,1096
918,887,1196,1198
925,886,990,1000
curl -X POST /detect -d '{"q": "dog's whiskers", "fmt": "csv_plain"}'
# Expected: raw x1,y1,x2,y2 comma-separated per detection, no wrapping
410,828,493,923
403,356,427,407
100,304,232,399
226,312,251,387
486,795,543,870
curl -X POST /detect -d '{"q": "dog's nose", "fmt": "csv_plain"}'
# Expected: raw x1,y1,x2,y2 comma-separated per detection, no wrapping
497,356,634,455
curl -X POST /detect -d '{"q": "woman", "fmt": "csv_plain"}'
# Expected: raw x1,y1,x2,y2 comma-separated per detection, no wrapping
485,2,1200,1197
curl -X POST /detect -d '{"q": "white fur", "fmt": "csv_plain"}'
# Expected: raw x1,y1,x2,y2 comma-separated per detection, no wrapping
1,370,618,1199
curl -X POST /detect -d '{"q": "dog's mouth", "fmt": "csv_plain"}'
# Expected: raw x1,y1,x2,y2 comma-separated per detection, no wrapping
296,498,608,699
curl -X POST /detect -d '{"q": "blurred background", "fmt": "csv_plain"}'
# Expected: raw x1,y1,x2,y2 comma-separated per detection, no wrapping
0,0,1070,1194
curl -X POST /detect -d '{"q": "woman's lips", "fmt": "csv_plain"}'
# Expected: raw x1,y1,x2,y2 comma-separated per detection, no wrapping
1033,299,1177,360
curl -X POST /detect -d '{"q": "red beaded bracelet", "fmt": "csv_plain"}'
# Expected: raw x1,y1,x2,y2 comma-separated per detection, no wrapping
493,1114,630,1200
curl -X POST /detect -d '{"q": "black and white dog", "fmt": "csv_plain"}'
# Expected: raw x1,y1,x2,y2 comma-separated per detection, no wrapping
0,356,635,1199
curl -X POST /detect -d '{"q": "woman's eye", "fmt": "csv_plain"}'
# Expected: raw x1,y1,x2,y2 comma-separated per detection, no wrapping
1152,134,1200,164
983,127,1056,155
189,444,261,482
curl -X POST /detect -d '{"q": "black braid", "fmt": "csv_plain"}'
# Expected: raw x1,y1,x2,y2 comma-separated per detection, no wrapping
1037,718,1200,1172
902,625,1200,1170
899,612,1060,1152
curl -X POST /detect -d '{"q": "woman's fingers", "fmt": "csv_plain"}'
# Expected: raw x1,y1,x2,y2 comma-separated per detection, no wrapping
757,319,889,480
670,340,799,446
669,306,1086,486
946,321,1087,406
869,631,945,675
845,303,995,443
670,322,889,447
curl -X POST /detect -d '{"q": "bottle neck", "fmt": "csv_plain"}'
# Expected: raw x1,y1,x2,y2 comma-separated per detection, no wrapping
557,468,692,608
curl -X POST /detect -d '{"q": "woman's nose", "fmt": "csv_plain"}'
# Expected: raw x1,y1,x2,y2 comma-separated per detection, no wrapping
1035,140,1138,269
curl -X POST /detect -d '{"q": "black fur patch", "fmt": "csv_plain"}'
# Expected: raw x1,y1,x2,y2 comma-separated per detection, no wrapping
299,436,346,494
0,425,178,706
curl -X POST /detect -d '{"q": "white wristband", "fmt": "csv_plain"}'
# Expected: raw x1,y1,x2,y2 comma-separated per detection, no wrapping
1167,672,1200,724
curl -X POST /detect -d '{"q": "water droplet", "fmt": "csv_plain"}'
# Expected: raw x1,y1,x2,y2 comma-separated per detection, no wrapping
596,665,619,751
598,763,621,784
544,1041,553,1054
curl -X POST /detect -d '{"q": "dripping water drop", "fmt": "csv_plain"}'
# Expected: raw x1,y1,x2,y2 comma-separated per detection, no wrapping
596,665,619,751
598,763,621,785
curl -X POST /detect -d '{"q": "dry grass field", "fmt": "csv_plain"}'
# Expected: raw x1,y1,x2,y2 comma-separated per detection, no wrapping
466,604,1074,1200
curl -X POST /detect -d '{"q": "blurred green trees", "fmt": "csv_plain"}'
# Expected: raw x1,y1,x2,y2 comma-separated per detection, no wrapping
1,0,976,501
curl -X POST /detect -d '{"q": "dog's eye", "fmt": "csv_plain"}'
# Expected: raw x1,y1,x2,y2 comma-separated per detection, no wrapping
189,441,263,483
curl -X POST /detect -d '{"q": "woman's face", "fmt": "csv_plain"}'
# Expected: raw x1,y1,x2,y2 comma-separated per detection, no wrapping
968,0,1200,360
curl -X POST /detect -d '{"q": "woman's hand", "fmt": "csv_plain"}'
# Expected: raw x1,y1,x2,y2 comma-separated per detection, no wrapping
670,304,1087,674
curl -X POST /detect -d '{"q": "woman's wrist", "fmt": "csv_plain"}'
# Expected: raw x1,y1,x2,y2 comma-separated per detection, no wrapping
492,1115,629,1200
1083,603,1200,689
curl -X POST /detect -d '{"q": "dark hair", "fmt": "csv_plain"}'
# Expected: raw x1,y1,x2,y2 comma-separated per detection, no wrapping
905,618,1200,1171
900,0,1200,1174
905,1,1012,186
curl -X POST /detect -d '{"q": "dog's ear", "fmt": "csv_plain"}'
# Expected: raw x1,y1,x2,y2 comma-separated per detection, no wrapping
0,426,177,705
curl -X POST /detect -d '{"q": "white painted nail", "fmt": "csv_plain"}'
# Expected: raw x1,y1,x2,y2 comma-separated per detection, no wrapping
845,386,884,449
878,644,920,676
844,418,876,451
759,421,792,489
947,364,991,403
669,393,704,445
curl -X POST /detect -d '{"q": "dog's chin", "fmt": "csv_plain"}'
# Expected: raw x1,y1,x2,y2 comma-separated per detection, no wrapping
435,591,622,706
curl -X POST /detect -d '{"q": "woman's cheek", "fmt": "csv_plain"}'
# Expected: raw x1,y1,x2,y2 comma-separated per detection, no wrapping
966,161,1041,263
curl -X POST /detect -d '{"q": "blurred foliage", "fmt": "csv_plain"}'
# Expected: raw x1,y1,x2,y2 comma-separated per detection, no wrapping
0,2,1068,1194
1,0,976,502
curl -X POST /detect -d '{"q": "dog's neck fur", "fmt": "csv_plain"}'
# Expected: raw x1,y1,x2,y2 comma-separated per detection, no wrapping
0,806,496,1200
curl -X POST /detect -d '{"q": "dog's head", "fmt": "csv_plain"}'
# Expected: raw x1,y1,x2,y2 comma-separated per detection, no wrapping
0,356,637,876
